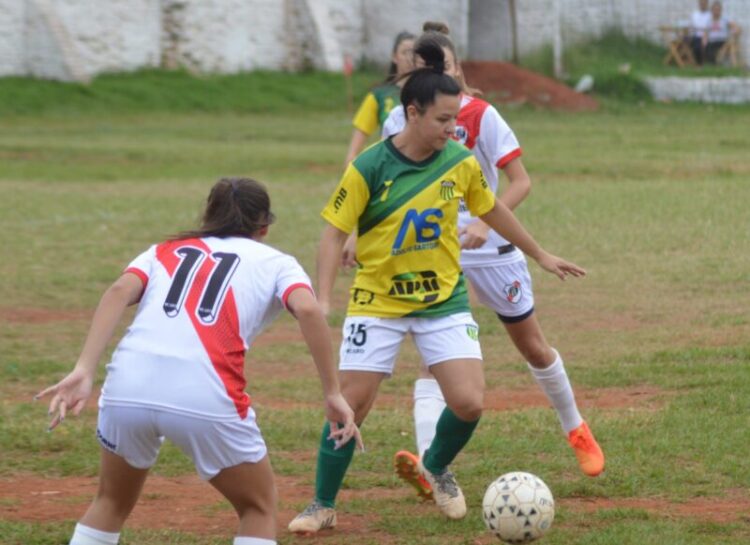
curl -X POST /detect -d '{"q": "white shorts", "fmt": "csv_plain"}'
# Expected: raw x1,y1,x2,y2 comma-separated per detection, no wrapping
339,312,483,376
96,405,267,480
464,260,535,323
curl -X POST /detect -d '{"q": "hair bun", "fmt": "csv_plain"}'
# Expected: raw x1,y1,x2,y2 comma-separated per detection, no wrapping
422,21,450,35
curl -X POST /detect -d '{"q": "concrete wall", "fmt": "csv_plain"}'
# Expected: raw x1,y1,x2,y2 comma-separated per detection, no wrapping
1,0,748,80
0,0,25,76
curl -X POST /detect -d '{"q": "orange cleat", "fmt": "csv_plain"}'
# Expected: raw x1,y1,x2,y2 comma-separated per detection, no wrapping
568,421,605,477
394,450,433,501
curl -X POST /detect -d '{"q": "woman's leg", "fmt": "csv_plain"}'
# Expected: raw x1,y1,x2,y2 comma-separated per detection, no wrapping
288,370,386,534
314,370,385,507
69,449,149,544
209,456,277,541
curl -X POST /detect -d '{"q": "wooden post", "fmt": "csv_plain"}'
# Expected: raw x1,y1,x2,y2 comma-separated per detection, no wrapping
343,54,354,115
509,0,519,64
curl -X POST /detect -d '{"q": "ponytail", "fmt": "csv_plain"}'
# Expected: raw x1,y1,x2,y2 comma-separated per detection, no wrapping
400,37,461,115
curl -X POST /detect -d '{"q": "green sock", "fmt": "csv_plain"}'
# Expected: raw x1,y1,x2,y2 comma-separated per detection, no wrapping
423,408,479,475
314,422,356,508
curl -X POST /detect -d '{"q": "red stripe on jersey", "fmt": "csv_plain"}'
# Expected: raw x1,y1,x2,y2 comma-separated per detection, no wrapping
497,148,523,169
453,96,490,150
156,239,250,419
282,283,314,310
124,267,148,289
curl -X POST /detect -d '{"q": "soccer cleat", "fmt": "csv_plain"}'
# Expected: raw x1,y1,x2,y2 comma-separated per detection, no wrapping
567,421,605,477
394,450,433,501
417,458,467,519
287,500,337,534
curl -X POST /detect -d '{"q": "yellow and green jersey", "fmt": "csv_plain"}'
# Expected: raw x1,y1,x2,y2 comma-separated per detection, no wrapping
352,84,401,136
322,138,496,318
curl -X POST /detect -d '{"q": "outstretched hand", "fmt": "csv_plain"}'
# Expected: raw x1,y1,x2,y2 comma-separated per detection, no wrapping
35,367,95,431
325,393,364,452
536,251,587,281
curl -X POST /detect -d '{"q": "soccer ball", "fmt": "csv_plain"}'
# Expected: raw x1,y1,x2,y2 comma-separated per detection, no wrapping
482,471,555,543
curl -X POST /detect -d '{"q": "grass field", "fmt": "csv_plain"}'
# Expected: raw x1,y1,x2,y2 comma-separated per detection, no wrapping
1,73,749,545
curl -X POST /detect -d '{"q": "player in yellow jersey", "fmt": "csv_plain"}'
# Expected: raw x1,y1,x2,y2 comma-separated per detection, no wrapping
289,38,585,534
344,31,415,165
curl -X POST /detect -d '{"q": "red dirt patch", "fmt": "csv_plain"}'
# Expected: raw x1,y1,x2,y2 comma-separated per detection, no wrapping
461,61,599,111
483,385,668,412
0,307,92,324
564,491,750,524
0,473,394,540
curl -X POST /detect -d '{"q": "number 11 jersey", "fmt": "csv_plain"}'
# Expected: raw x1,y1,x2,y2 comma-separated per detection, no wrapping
100,236,312,421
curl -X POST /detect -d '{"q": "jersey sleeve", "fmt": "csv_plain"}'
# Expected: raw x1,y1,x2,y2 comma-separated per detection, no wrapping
478,105,522,169
352,93,379,136
123,245,156,289
320,163,371,234
381,105,406,139
462,156,497,218
273,255,314,310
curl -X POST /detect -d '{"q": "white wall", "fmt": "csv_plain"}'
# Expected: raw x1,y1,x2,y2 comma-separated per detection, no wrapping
0,0,26,76
1,0,748,80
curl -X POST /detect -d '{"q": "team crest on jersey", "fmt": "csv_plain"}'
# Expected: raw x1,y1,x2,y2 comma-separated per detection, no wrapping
503,280,522,304
352,288,375,306
454,125,468,145
440,180,456,201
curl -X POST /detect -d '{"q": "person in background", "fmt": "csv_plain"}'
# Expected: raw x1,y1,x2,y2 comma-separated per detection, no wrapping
705,1,740,64
690,0,712,64
344,31,415,166
380,22,605,503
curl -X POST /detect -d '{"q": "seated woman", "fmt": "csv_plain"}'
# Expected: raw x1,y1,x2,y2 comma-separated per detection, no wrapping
705,1,740,64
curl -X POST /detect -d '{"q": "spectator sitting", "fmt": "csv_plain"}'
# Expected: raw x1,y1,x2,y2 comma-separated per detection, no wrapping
690,0,712,64
705,1,740,64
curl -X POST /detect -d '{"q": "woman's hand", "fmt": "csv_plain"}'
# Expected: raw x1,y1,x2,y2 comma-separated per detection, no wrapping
324,392,364,452
35,367,95,431
535,251,587,281
459,220,490,250
341,232,358,269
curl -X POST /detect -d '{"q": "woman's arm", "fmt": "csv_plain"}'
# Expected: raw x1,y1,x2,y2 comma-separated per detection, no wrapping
478,199,586,280
344,129,370,166
286,287,363,450
461,157,532,249
316,224,350,315
35,272,144,429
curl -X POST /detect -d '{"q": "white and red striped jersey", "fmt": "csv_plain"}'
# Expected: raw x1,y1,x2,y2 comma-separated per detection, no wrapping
382,95,524,267
99,236,312,421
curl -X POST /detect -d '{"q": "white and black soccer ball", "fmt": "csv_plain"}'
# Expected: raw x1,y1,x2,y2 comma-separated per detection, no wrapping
482,471,555,543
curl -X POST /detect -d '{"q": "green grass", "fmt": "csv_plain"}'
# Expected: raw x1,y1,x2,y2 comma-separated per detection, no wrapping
1,71,749,544
521,30,749,100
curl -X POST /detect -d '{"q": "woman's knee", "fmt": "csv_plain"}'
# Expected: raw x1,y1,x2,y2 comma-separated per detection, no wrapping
449,395,484,421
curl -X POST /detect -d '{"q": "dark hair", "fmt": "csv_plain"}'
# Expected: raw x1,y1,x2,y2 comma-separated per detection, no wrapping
400,37,461,115
416,21,481,97
385,31,416,83
175,177,275,240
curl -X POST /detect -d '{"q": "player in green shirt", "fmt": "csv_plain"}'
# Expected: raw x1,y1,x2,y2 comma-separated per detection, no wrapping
289,38,585,534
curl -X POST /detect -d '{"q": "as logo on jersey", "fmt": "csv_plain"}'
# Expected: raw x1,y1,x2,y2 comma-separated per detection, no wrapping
440,180,456,201
392,208,443,255
503,280,522,304
389,270,440,303
454,125,468,145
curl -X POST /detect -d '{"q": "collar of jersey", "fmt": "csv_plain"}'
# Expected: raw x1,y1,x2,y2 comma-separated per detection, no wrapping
384,136,442,168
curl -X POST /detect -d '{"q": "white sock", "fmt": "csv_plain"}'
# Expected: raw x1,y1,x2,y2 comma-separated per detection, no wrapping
69,523,120,545
413,378,446,457
528,349,583,434
233,537,276,545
